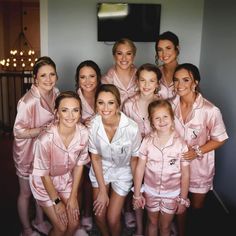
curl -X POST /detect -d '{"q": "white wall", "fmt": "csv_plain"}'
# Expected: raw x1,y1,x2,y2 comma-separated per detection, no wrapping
40,0,204,91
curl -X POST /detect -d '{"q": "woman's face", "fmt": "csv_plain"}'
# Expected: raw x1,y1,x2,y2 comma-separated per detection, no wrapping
173,68,197,97
35,65,57,92
156,39,178,65
96,91,119,120
114,42,135,70
78,66,98,93
57,97,81,128
138,70,159,96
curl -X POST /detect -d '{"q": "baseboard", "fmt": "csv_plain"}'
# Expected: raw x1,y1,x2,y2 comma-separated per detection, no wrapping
212,189,230,214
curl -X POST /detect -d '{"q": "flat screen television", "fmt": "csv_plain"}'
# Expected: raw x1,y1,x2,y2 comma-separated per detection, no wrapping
97,3,161,42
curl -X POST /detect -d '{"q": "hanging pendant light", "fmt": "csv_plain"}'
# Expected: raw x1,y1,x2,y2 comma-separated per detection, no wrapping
0,0,38,72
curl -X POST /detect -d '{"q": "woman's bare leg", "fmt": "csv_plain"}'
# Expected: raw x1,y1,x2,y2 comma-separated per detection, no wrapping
107,190,126,236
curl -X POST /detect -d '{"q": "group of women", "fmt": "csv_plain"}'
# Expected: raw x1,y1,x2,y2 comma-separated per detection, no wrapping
12,31,228,236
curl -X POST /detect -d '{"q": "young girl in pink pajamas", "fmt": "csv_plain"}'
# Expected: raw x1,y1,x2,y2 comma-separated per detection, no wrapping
155,31,179,99
171,63,228,236
102,38,138,108
123,63,162,138
133,100,190,236
123,63,162,235
13,56,59,236
75,60,101,234
30,91,90,236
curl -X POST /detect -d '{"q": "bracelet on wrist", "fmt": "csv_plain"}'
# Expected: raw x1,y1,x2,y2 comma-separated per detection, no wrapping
193,145,203,157
133,194,142,200
176,196,190,207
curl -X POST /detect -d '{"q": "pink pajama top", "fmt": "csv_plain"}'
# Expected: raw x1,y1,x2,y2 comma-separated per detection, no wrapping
101,66,138,107
171,94,228,193
158,66,176,99
122,93,161,138
139,131,189,197
77,88,95,123
13,85,59,178
30,123,89,207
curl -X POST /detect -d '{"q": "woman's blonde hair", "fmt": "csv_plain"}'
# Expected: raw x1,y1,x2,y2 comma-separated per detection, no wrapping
112,38,136,56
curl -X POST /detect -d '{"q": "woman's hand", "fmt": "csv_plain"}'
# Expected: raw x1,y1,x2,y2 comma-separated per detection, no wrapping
132,194,145,210
84,117,92,128
181,147,198,161
54,201,68,226
66,196,80,222
176,196,190,214
93,189,109,216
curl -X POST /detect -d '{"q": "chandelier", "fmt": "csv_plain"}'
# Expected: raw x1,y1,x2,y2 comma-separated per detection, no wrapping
0,1,38,72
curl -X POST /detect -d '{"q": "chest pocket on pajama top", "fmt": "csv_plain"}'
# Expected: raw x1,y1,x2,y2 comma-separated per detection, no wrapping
165,155,180,173
112,144,131,167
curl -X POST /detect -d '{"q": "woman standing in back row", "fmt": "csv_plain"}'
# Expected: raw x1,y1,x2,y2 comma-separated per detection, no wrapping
102,38,138,108
155,31,180,99
13,56,59,236
75,60,101,234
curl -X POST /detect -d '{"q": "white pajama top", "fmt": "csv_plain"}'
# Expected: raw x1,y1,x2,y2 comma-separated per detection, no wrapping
89,112,142,196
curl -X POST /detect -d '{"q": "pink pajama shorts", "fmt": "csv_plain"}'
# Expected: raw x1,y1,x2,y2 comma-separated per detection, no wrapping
144,193,178,214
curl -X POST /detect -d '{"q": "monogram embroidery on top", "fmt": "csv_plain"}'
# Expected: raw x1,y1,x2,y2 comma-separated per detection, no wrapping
169,159,176,165
191,129,200,139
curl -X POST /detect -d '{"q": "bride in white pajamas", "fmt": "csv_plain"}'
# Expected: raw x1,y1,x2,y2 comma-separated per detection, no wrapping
88,84,142,236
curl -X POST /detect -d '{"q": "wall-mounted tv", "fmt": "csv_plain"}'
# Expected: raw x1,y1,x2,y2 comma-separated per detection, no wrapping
97,3,161,42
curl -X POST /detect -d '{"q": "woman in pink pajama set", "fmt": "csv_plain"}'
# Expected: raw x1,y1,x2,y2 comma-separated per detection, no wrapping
171,63,228,236
75,60,101,234
13,56,59,236
102,38,138,108
30,91,90,236
76,60,101,126
155,31,180,99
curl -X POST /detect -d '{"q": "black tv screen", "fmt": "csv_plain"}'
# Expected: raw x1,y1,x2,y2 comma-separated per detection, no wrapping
97,3,161,42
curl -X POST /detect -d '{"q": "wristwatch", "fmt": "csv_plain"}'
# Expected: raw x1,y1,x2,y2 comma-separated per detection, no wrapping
52,197,61,205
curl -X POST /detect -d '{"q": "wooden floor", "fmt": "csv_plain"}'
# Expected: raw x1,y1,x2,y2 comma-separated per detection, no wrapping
0,132,234,236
